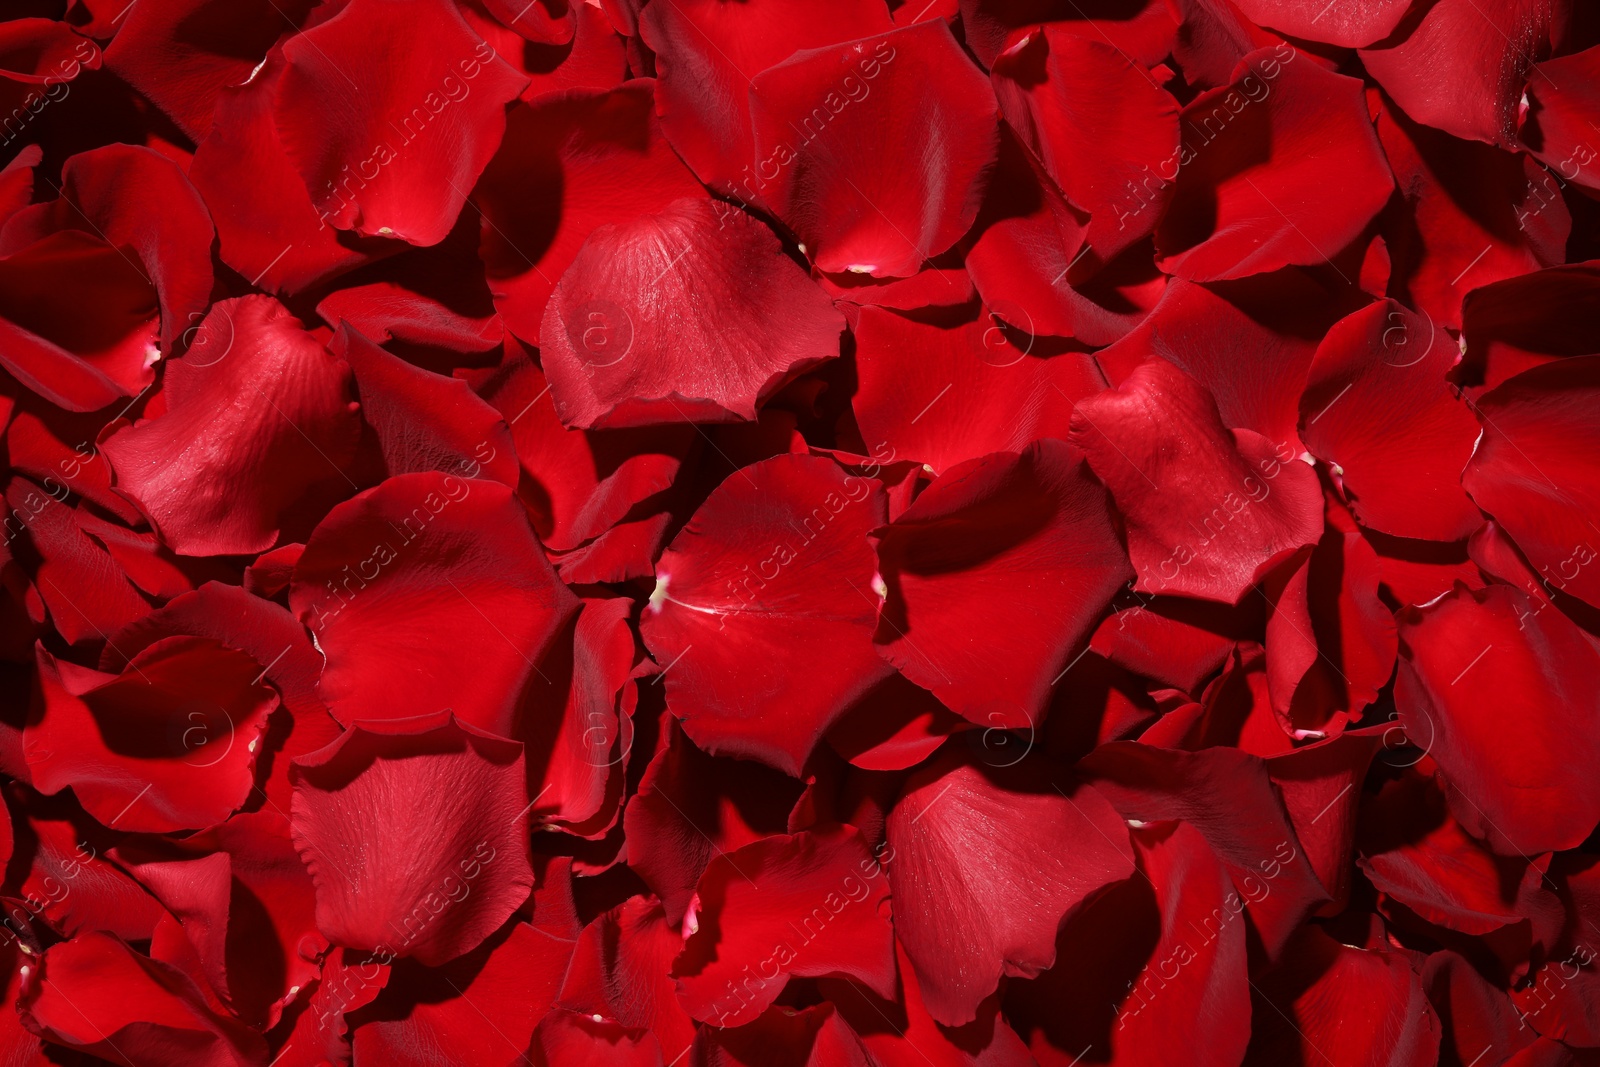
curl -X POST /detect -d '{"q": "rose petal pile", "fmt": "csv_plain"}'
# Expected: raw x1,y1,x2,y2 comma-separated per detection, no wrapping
0,0,1598,1064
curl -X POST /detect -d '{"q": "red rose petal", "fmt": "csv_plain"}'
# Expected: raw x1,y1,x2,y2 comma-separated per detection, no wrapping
991,27,1180,271
1246,925,1441,1065
638,0,893,195
351,920,575,1064
886,751,1135,1026
28,638,277,834
289,713,535,966
1155,48,1392,281
747,21,999,278
672,823,895,1027
873,439,1132,728
539,197,844,429
850,305,1103,477
1068,357,1323,604
290,471,577,734
1397,583,1600,854
1360,0,1575,148
1301,299,1483,541
274,0,528,246
475,81,704,344
102,296,362,558
640,453,893,775
20,932,268,1067
1462,356,1600,610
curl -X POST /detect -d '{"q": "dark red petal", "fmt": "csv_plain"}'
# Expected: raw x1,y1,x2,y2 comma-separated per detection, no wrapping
351,921,575,1064
190,50,393,298
823,937,1037,1066
521,596,636,837
102,296,362,557
1462,356,1600,610
1377,94,1570,330
101,581,336,815
1459,261,1600,389
1398,583,1600,854
1424,949,1539,1067
672,824,895,1027
850,305,1103,477
873,439,1132,728
1007,820,1251,1067
20,932,267,1067
3,477,149,647
539,198,844,429
1155,48,1392,281
102,0,309,140
1262,530,1397,736
471,348,691,554
274,0,529,246
531,1008,663,1067
109,811,318,1029
638,0,893,194
1081,742,1329,958
1096,271,1350,455
1301,299,1483,541
1089,593,1250,694
4,786,167,940
1245,925,1440,1066
1522,45,1600,195
1168,0,1284,90
1360,0,1574,147
1233,0,1412,46
0,230,157,412
289,713,535,966
964,133,1169,346
748,21,999,278
557,896,695,1062
28,638,277,834
623,721,804,925
289,472,577,735
475,82,704,344
887,750,1135,1026
1068,357,1323,604
1,144,212,357
700,1001,870,1067
640,454,893,775
825,674,965,772
1265,732,1382,914
1358,769,1549,937
959,0,1177,69
991,27,1179,270
330,324,518,487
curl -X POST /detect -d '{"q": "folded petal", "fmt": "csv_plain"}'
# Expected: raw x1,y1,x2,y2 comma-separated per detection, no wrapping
19,932,267,1067
28,638,277,834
